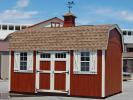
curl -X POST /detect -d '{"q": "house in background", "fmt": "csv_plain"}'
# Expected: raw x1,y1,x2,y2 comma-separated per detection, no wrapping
0,23,30,80
122,29,133,73
0,17,63,80
30,17,64,28
9,12,123,98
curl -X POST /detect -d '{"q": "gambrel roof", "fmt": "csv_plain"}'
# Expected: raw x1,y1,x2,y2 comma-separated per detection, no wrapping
9,24,121,51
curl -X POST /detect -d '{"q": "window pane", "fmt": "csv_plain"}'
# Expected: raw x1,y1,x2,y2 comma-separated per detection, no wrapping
128,31,131,35
81,57,86,61
80,52,90,72
15,26,20,30
24,52,27,56
81,67,86,71
55,53,66,58
22,26,27,29
81,52,86,56
85,57,90,61
81,62,86,67
86,52,90,56
81,52,90,57
86,62,89,66
123,31,126,35
9,25,14,30
20,53,23,56
24,57,27,61
23,66,27,70
20,52,27,70
20,57,23,60
2,25,7,30
40,53,51,58
86,67,89,71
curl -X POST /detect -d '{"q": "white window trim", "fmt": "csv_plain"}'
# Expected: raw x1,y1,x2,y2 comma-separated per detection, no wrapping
74,50,97,74
14,51,33,73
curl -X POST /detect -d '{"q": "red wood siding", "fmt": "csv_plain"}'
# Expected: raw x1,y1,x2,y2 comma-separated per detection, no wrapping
10,51,36,93
70,50,102,97
105,28,122,96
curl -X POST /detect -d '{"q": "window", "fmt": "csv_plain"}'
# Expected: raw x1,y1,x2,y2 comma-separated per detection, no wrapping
20,52,27,70
40,53,51,58
51,22,60,28
14,52,33,72
22,26,27,29
128,31,131,36
74,51,97,74
123,31,127,35
131,32,133,35
2,25,7,30
55,52,66,58
15,26,20,30
80,52,90,71
9,25,14,30
127,48,133,52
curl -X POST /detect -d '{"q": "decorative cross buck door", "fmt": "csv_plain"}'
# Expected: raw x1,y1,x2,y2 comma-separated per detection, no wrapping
36,51,70,94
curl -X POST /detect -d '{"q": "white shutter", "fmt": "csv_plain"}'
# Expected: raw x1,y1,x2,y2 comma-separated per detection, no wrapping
74,51,80,72
90,51,97,73
27,52,33,71
14,52,20,71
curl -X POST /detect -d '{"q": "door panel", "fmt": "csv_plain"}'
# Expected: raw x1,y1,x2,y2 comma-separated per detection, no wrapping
55,61,66,71
39,73,50,89
39,61,51,90
54,61,66,91
40,61,50,70
54,73,66,91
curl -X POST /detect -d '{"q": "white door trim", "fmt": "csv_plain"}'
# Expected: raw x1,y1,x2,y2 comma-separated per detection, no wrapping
50,52,54,91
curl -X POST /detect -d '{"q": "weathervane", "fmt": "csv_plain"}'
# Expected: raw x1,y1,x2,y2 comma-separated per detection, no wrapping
67,1,74,13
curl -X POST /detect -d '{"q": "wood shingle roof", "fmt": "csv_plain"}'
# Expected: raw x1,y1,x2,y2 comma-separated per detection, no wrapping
9,24,118,51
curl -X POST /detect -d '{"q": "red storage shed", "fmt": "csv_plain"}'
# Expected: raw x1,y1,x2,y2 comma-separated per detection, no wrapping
9,12,123,98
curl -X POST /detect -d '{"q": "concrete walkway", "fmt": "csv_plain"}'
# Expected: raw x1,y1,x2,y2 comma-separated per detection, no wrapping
0,80,10,99
0,79,133,100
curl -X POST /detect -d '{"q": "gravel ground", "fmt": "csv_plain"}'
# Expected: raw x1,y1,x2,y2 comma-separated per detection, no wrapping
0,79,133,100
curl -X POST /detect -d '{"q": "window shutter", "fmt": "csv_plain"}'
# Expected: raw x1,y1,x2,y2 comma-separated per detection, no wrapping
74,51,80,72
90,51,97,73
14,52,20,71
27,52,33,71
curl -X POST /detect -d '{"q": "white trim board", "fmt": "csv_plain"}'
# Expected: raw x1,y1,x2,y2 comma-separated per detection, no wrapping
102,50,105,97
8,52,11,91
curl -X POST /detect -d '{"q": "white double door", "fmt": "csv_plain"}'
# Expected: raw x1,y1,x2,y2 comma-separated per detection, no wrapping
36,51,70,94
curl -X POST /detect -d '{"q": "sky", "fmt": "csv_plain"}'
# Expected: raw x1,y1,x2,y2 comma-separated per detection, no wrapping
0,0,133,29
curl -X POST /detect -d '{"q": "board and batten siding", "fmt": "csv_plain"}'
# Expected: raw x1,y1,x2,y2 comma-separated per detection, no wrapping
70,50,102,97
105,28,122,96
10,51,36,93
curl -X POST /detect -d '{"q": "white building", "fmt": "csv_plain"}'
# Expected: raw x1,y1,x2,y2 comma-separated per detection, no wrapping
0,23,31,79
122,29,133,73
